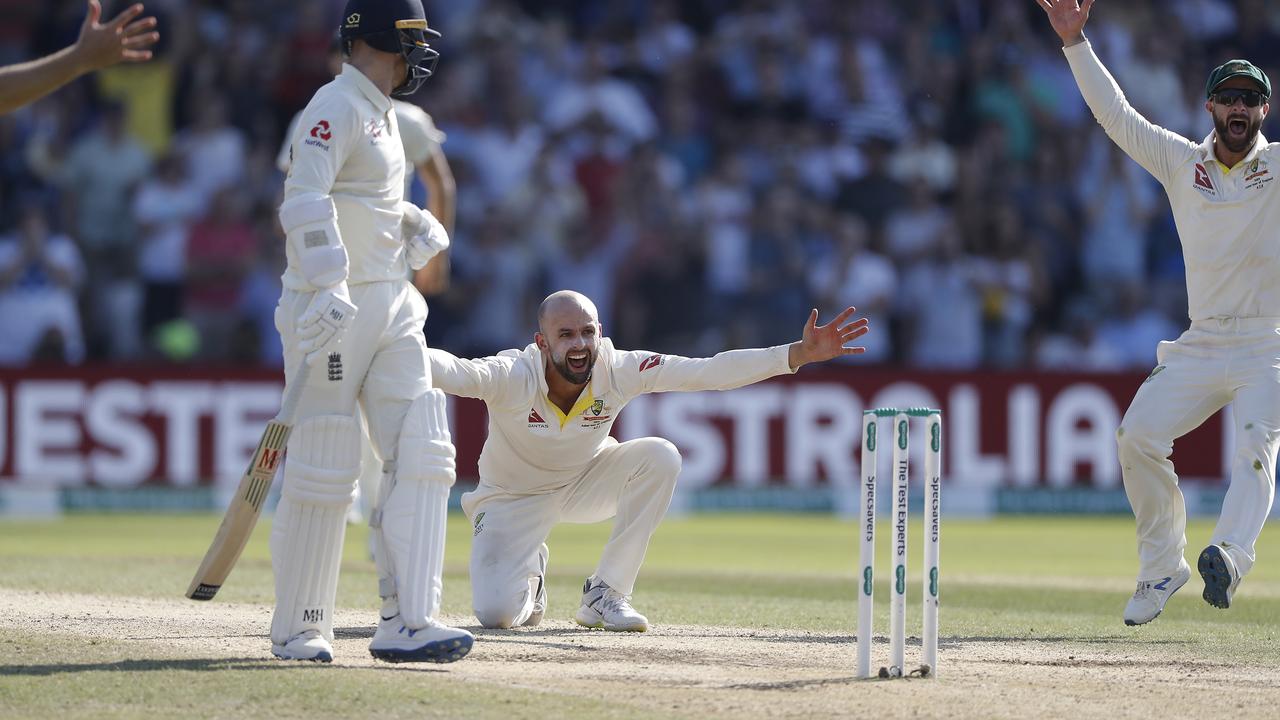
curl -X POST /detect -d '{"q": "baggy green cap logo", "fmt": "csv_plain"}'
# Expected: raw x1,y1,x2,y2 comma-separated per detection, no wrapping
863,567,873,596
1206,58,1272,99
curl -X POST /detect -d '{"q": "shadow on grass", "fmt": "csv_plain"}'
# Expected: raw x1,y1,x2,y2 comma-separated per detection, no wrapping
0,657,294,677
0,656,453,677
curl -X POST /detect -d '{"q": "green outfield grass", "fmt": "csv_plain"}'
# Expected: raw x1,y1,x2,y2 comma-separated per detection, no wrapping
2,512,1278,718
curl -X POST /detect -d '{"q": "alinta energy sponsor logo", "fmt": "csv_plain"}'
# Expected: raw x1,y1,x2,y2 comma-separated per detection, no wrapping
528,408,549,429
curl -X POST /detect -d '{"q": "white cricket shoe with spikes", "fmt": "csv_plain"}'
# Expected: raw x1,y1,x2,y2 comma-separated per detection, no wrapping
575,576,649,632
368,614,473,663
1123,560,1191,626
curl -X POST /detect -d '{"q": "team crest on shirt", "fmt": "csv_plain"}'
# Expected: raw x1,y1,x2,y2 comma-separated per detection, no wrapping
1245,159,1272,190
1192,163,1215,195
365,118,388,144
580,399,612,429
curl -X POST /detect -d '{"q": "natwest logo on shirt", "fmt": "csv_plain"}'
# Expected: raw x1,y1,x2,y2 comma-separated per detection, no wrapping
305,120,332,151
1193,163,1215,194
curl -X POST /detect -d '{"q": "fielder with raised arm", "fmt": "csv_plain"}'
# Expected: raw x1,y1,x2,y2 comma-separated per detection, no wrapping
430,291,868,631
1038,0,1280,625
0,1,159,114
270,0,469,663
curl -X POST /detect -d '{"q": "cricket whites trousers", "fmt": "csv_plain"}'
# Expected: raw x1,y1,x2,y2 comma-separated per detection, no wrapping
269,279,434,645
461,436,681,628
1117,316,1280,581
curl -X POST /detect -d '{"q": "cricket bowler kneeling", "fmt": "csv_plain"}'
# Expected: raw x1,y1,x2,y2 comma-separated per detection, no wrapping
1040,0,1280,625
269,0,471,663
430,291,869,631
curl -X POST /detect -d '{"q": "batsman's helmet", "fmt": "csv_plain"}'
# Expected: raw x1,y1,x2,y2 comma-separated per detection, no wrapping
339,0,440,97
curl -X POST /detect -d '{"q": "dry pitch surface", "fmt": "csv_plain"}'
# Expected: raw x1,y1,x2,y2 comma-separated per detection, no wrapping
3,587,1278,719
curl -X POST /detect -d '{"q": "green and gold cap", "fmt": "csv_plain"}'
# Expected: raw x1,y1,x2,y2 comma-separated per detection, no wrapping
1205,59,1271,99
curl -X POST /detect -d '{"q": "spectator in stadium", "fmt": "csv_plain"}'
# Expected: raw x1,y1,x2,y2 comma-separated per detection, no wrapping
0,200,85,365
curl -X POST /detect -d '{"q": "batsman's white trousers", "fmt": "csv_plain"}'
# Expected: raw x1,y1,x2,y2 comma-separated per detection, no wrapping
277,280,432,451
1117,317,1280,580
271,279,433,642
462,437,681,628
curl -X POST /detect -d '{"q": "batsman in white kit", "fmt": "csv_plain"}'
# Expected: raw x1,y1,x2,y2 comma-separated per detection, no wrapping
277,34,456,527
270,0,470,663
1041,0,1279,624
429,291,869,631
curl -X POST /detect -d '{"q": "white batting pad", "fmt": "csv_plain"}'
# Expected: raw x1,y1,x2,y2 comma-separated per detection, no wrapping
379,390,456,628
270,414,360,645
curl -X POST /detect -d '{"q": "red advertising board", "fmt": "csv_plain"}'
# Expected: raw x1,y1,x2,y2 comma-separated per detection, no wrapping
0,366,1229,488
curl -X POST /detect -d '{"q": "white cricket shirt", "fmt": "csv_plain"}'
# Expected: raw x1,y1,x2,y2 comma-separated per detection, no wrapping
281,64,408,290
1067,41,1280,321
278,99,444,189
430,338,795,493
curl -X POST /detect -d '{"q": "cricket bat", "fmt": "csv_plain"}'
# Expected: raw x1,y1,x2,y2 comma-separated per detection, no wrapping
186,363,310,601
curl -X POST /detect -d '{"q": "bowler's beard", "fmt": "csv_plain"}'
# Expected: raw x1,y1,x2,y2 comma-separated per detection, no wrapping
1214,111,1263,154
551,348,595,385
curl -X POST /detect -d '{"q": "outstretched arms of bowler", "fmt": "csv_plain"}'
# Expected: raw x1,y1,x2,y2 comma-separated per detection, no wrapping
624,307,868,396
429,307,869,405
788,307,869,370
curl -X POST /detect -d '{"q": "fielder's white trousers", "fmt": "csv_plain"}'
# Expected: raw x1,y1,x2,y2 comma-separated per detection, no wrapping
1117,317,1280,580
461,437,681,628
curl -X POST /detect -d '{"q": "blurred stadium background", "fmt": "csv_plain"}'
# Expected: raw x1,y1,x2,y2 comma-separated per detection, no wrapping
2,0,1279,518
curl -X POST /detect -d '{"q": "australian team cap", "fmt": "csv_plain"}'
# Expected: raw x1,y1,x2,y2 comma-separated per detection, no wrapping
1205,59,1272,99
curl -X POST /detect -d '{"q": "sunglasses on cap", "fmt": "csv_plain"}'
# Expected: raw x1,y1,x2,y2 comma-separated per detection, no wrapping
1212,88,1266,107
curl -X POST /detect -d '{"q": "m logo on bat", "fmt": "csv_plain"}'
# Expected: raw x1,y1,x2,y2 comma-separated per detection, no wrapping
257,448,281,472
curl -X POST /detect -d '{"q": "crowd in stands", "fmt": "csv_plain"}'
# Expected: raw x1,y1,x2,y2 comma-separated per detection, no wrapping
1,0,1276,370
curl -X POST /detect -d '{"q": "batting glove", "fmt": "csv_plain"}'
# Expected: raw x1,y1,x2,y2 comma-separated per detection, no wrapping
400,201,450,271
296,283,357,366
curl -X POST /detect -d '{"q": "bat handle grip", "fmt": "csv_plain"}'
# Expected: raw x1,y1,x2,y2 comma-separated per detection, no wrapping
277,361,311,425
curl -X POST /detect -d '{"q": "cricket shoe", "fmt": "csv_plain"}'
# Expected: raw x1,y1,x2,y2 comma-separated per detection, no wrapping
272,630,333,663
369,615,474,663
1198,543,1242,609
1123,560,1191,626
575,576,648,632
524,543,549,627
